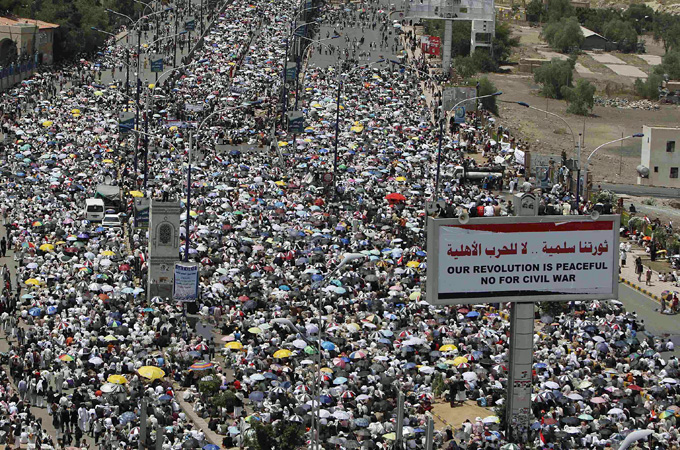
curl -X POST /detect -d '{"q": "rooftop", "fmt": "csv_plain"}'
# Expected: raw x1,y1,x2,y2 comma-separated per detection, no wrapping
0,17,59,30
580,26,606,41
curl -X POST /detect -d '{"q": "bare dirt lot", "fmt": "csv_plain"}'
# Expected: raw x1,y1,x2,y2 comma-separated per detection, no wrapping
487,23,680,186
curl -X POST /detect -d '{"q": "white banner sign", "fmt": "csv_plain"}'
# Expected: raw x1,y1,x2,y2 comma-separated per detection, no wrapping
173,262,199,302
426,217,620,304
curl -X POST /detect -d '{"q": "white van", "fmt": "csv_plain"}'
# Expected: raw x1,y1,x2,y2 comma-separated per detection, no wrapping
85,198,105,222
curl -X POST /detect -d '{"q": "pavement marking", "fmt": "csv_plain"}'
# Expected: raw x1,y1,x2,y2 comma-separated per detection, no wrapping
619,276,661,302
604,64,648,79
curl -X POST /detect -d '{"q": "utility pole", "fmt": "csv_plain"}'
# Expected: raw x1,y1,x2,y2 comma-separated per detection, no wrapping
396,390,404,449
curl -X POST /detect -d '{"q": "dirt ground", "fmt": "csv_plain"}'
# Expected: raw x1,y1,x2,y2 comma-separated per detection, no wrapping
488,23,680,186
431,400,494,431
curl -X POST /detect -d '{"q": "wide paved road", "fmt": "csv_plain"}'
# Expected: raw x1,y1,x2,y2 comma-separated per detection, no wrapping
618,283,680,357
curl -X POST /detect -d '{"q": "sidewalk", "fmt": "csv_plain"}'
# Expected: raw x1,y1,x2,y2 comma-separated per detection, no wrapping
618,246,677,305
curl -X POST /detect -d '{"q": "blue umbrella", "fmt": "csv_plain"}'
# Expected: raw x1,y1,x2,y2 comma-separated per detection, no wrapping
354,418,369,427
466,311,480,318
119,411,137,424
203,445,220,450
534,362,547,369
249,391,265,402
380,330,394,337
29,307,42,317
21,294,34,299
279,285,290,291
311,274,323,282
403,362,416,369
47,306,58,315
320,395,333,404
321,341,336,351
159,394,172,402
263,372,278,380
333,377,348,385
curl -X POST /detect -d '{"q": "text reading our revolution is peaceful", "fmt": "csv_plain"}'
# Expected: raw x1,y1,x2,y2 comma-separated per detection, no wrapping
436,221,616,298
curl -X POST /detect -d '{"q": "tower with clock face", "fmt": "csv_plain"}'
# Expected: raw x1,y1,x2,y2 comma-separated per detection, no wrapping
147,200,181,301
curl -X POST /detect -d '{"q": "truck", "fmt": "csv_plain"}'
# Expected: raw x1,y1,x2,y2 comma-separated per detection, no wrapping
94,183,124,213
451,165,505,181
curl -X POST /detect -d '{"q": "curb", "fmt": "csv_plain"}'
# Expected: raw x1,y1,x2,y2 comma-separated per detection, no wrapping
619,276,661,303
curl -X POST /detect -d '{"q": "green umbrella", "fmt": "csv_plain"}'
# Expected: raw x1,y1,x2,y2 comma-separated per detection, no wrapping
304,346,317,355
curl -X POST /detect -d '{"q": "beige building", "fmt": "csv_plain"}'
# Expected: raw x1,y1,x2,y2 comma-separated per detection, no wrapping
638,125,680,188
0,17,59,66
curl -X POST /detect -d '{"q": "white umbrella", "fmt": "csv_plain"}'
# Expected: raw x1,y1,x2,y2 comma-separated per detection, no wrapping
619,429,654,450
544,381,560,390
567,393,583,400
333,411,350,420
608,408,624,415
462,372,478,382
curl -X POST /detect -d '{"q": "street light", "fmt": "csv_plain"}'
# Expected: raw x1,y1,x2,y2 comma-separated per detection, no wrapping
388,60,501,200
271,252,366,450
585,133,644,199
433,92,502,200
330,59,386,197
183,104,257,261
515,101,581,205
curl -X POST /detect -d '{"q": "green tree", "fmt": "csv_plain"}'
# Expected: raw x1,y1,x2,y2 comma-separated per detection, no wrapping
277,423,306,450
492,20,520,65
561,78,596,115
542,17,584,53
634,72,663,100
624,4,655,33
453,55,479,78
246,424,277,450
244,423,305,450
603,19,639,53
545,0,574,22
476,76,499,115
653,13,680,53
654,50,680,79
526,0,544,22
576,8,620,35
533,57,575,99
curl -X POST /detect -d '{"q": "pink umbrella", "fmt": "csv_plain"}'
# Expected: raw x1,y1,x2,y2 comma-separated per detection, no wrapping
591,397,607,404
332,357,346,368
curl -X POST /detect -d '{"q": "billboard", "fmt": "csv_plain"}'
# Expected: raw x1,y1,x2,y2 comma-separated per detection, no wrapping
429,36,441,56
453,105,466,124
150,55,164,73
442,86,477,113
426,216,620,304
173,262,199,301
119,111,135,133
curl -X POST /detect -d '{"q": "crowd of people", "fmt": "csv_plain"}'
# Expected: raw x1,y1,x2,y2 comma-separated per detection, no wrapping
0,0,676,448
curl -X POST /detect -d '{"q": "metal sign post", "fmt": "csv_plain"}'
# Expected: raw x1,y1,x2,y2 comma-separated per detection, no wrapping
506,301,535,443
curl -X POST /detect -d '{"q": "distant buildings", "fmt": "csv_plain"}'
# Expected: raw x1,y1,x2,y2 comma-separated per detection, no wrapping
638,125,680,188
0,17,59,66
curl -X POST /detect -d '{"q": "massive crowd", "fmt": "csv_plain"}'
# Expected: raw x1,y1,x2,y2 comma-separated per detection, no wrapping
0,0,676,448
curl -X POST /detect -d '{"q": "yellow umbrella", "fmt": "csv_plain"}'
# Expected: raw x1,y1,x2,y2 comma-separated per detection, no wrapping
396,176,407,182
104,335,118,341
42,120,53,127
138,366,165,380
383,433,396,441
444,359,457,365
189,211,198,218
453,356,468,366
320,367,333,374
248,327,262,334
406,261,420,268
107,375,128,385
409,291,421,300
55,241,66,245
102,250,115,256
129,190,144,198
94,91,104,96
102,159,114,164
73,114,81,118
71,109,81,114
25,278,41,286
273,349,292,358
275,181,287,186
39,243,55,252
439,344,458,352
277,141,289,147
346,323,361,332
169,126,178,131
224,341,243,350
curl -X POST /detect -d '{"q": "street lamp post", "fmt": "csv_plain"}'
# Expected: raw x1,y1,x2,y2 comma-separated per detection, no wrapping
272,252,366,450
183,104,254,261
515,101,581,206
433,93,502,200
585,133,644,201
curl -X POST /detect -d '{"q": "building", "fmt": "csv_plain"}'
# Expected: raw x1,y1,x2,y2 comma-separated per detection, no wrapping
580,26,607,51
638,125,680,188
571,0,590,8
0,17,59,66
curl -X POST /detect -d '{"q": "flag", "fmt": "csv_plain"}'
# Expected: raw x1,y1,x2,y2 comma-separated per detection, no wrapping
644,216,651,224
397,254,404,265
540,430,546,444
215,155,223,164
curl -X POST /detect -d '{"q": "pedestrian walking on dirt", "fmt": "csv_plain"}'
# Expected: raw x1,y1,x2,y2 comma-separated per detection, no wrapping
646,267,653,286
636,256,643,281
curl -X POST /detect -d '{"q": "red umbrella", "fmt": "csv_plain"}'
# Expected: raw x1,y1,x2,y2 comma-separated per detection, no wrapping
238,295,250,302
263,266,274,272
64,247,79,253
543,417,558,425
628,385,644,391
119,264,131,271
385,193,406,202
314,198,324,206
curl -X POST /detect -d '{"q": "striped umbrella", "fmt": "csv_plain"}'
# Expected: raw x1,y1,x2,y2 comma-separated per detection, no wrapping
189,362,215,371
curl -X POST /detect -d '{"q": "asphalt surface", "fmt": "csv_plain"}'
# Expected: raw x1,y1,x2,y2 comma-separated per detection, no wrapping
618,283,680,357
601,183,680,199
